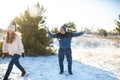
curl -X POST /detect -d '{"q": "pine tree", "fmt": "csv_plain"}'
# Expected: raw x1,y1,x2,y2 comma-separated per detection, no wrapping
51,27,59,34
115,15,120,34
11,3,52,56
64,22,77,32
51,22,77,33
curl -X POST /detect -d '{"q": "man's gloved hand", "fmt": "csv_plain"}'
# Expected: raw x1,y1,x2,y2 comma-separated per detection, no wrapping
22,53,25,57
2,53,9,59
45,26,49,32
84,28,89,34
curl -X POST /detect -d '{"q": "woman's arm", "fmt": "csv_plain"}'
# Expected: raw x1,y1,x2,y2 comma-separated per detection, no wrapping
17,35,24,53
2,39,8,53
2,38,9,59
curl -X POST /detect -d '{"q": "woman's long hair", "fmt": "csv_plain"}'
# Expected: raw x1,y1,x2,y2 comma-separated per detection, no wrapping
6,32,16,44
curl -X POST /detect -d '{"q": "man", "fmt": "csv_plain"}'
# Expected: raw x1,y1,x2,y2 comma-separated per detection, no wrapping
46,24,85,75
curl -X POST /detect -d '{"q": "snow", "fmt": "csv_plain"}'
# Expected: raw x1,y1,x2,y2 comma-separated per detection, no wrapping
0,34,120,80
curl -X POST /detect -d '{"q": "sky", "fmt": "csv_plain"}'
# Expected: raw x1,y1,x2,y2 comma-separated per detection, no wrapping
0,0,120,31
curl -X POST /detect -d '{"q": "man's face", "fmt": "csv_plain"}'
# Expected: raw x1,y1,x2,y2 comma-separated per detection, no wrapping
60,28,65,34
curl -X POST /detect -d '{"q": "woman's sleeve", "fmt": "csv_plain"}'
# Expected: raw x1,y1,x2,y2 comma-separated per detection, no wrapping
2,39,8,53
17,36,24,53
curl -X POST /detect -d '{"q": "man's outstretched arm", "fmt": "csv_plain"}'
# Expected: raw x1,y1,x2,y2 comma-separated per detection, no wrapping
45,26,57,38
72,32,84,37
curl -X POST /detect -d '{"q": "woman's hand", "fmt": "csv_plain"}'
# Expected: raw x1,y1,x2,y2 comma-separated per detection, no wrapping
2,52,9,59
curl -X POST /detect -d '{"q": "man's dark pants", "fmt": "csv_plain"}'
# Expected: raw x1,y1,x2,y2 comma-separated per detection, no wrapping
58,48,72,72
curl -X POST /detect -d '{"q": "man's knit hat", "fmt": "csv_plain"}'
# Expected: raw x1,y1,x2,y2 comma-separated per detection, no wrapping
61,24,66,32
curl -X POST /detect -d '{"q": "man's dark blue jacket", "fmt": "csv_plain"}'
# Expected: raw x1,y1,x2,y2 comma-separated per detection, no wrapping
48,31,83,48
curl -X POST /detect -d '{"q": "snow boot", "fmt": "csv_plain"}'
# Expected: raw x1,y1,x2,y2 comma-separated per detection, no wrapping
21,69,26,77
68,68,73,75
3,73,9,80
68,70,73,75
59,70,64,74
59,68,64,74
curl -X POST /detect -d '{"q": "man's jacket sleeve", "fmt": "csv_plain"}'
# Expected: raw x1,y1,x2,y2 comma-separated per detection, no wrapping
48,31,57,38
72,32,84,37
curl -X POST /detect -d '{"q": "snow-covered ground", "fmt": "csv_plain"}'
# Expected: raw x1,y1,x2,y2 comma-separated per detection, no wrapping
0,34,120,80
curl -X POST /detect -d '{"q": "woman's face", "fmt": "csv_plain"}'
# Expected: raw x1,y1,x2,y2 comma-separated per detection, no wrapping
60,28,65,34
7,28,14,34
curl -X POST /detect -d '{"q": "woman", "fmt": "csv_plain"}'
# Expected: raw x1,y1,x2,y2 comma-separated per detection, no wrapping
2,24,26,80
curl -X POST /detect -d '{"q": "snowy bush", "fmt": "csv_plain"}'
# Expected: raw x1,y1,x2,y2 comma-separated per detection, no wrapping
98,29,108,37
